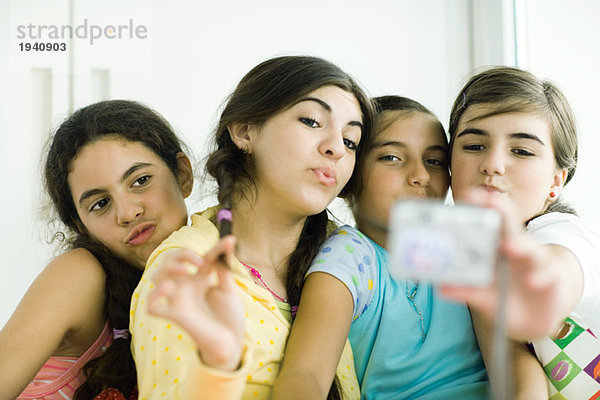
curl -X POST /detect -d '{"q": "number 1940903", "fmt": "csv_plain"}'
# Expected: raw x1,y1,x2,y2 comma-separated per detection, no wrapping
19,42,67,51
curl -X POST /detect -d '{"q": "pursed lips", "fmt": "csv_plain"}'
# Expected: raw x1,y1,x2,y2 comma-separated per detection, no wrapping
479,183,505,193
125,222,156,246
312,166,337,187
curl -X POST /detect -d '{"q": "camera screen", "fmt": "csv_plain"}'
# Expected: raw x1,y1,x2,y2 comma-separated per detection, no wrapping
388,199,501,286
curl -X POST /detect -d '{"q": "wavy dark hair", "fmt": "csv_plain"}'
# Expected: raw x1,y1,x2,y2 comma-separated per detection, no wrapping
43,99,188,398
205,55,374,400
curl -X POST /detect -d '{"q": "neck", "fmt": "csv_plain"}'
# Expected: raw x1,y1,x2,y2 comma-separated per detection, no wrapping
356,219,388,250
231,197,307,281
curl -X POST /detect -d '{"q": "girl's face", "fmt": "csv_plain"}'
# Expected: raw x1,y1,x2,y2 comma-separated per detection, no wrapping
242,85,363,219
68,138,192,269
450,104,566,224
354,112,449,245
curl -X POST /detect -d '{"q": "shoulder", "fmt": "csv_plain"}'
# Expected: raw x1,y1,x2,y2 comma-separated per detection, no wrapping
43,248,106,292
530,213,600,320
34,248,106,327
311,225,380,319
325,225,372,246
6,248,107,345
321,225,377,261
0,250,107,395
312,226,379,283
146,208,220,267
317,224,375,256
527,212,600,254
527,212,587,234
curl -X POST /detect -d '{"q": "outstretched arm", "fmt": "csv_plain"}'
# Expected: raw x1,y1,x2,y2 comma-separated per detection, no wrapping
272,272,354,400
441,191,584,340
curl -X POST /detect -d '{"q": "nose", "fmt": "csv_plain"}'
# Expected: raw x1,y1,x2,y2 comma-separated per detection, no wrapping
479,147,506,176
116,196,144,226
318,128,346,161
407,161,431,187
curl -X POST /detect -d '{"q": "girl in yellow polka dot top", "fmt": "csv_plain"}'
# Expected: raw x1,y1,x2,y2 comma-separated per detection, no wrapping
130,55,375,399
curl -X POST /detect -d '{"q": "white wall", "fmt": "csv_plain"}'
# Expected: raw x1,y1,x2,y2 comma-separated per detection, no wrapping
466,0,600,227
1,0,472,328
517,0,600,228
3,0,72,329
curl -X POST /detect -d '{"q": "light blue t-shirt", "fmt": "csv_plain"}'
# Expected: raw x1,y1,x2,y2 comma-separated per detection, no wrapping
307,225,489,399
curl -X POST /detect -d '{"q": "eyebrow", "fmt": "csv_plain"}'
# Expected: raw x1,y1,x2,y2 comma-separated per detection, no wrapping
374,140,448,153
456,128,545,145
374,140,407,149
298,97,364,129
78,162,153,206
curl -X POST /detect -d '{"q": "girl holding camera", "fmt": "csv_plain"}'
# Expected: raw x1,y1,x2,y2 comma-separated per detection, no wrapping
445,66,600,398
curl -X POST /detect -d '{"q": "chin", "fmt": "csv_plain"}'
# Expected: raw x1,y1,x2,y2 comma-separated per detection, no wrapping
297,195,335,215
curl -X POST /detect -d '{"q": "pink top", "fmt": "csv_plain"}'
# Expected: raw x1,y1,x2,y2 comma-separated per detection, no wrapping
18,322,113,400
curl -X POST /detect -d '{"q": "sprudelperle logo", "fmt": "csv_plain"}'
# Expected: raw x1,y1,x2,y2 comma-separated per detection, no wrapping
16,19,148,45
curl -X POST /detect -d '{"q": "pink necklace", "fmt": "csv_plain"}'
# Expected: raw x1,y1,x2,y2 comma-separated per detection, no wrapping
240,261,288,303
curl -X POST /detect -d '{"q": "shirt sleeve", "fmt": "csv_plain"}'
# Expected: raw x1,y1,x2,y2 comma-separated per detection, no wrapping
307,225,378,321
526,213,600,329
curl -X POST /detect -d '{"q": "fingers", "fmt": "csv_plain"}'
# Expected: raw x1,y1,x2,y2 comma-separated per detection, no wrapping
216,261,237,292
152,248,205,282
147,279,176,318
459,188,522,236
148,237,238,310
502,236,555,290
151,236,235,284
204,236,237,292
203,235,237,269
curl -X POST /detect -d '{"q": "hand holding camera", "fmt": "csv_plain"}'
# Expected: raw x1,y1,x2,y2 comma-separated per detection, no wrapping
389,199,501,287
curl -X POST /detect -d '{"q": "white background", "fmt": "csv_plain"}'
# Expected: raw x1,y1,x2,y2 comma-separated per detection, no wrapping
1,0,599,328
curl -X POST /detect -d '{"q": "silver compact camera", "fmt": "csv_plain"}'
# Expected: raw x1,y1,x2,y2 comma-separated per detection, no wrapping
388,199,501,286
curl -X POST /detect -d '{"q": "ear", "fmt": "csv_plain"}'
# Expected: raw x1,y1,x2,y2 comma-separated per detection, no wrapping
228,122,254,153
547,167,568,202
175,152,194,198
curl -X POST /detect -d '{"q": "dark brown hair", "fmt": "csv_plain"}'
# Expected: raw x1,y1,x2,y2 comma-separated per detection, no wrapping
44,99,187,398
205,55,374,399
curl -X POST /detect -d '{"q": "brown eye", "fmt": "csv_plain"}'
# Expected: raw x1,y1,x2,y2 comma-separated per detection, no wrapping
91,198,110,212
463,144,485,151
133,175,151,187
425,159,444,167
512,148,534,156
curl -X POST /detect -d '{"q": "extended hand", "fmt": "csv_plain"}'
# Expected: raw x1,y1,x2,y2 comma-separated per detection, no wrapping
147,236,245,371
440,189,565,340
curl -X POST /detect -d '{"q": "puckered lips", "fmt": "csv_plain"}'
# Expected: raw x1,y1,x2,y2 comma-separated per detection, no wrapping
125,222,156,246
312,166,336,187
479,183,505,194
